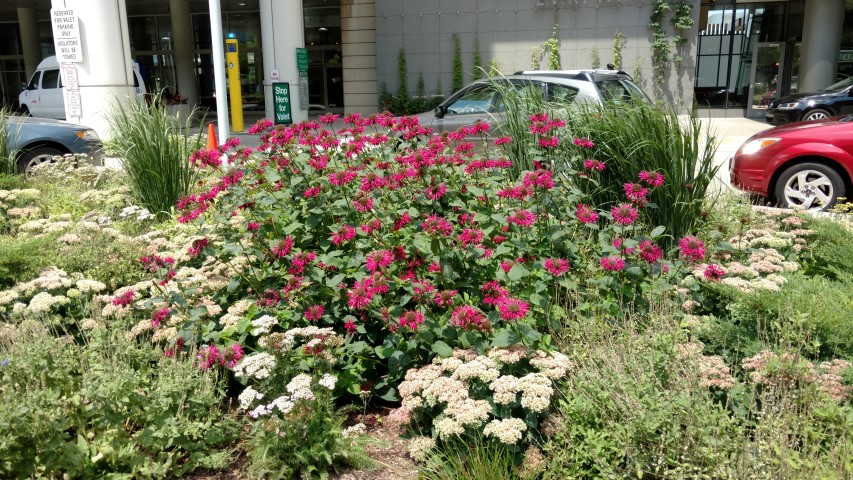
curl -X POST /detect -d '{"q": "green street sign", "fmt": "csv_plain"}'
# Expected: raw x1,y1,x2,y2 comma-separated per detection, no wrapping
273,82,292,125
296,48,309,77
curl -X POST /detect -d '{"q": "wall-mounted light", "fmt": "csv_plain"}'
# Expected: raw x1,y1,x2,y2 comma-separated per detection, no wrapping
319,27,328,31
227,32,236,39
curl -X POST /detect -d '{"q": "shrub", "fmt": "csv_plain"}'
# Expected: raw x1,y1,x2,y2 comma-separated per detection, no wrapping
0,319,238,478
105,96,204,217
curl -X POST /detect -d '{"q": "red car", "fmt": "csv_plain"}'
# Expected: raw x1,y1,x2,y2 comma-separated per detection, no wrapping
731,115,853,211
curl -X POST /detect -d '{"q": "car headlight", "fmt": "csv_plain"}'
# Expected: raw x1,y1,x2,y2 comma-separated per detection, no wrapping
776,102,800,110
74,129,99,141
739,138,781,155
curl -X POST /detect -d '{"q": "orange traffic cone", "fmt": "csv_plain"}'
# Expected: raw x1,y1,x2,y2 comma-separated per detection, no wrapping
206,123,218,152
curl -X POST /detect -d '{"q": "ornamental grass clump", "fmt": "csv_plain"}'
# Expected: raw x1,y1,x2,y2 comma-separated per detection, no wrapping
105,95,204,217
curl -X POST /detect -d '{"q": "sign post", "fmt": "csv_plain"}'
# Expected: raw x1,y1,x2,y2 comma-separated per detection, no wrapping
296,47,310,110
226,38,244,132
273,82,292,125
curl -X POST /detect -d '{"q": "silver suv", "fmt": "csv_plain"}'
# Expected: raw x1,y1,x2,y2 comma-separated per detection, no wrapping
417,70,649,135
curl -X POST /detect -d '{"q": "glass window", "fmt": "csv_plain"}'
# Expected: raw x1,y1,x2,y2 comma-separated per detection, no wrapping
547,83,579,104
595,79,647,104
27,71,40,90
446,86,498,115
42,69,60,89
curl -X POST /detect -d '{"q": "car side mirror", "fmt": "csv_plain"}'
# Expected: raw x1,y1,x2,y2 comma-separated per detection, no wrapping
434,105,446,119
20,82,27,92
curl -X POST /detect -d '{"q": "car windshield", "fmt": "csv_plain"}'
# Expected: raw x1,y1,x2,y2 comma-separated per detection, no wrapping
594,78,649,104
822,77,853,93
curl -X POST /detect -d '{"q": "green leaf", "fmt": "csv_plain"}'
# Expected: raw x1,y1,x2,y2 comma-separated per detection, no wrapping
432,341,453,358
490,329,521,347
508,263,529,281
650,225,666,238
326,274,346,288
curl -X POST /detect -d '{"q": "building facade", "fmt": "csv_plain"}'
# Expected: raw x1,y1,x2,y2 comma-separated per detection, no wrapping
0,0,849,133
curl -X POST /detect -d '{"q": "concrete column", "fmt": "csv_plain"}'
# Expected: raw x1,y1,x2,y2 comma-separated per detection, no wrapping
50,0,136,140
799,0,845,92
18,8,41,78
260,0,308,123
170,0,198,107
342,0,378,115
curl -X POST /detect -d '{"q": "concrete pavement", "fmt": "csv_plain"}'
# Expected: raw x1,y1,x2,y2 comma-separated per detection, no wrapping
697,116,773,194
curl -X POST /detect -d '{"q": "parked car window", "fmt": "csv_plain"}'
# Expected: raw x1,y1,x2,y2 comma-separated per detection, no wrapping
42,69,60,89
546,83,579,104
595,79,647,104
445,86,499,115
823,77,853,93
27,71,41,90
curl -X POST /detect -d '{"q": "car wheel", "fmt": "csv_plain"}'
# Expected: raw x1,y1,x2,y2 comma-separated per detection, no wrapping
773,162,846,211
801,108,831,121
17,146,64,174
18,105,29,116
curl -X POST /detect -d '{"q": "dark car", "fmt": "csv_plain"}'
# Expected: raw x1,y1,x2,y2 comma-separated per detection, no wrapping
415,70,649,137
765,77,853,125
730,115,853,211
5,116,102,172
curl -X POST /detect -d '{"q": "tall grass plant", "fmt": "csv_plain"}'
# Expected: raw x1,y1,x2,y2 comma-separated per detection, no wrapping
558,102,720,245
0,107,21,175
105,95,204,216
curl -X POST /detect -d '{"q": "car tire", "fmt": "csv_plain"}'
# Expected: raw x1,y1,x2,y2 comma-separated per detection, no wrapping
773,162,846,211
801,108,832,121
18,105,29,116
17,146,64,174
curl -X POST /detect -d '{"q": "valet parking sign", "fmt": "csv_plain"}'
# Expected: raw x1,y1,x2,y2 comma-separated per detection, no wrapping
51,9,82,63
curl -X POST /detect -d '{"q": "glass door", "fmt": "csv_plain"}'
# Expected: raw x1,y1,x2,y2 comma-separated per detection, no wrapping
747,43,783,118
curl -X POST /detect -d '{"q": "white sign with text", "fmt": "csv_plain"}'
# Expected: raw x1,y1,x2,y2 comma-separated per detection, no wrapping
51,9,83,63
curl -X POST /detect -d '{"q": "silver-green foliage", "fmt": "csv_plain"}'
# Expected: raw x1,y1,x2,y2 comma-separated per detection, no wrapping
106,96,204,217
0,107,20,175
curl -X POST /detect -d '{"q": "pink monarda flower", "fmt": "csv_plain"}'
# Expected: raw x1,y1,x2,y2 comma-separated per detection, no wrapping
197,345,223,370
584,159,606,171
257,288,281,307
352,195,374,212
365,249,394,272
425,183,448,200
494,136,512,145
539,136,559,148
638,240,663,263
433,290,458,307
347,279,375,310
624,182,649,203
112,289,136,307
500,260,516,273
330,225,356,245
398,310,425,331
187,238,209,256
329,170,358,186
544,258,570,276
361,219,382,234
344,319,358,335
639,170,666,187
247,221,260,232
151,308,170,328
421,215,454,237
507,209,536,227
360,172,386,192
574,137,595,149
304,186,322,198
224,344,244,369
482,281,509,306
523,171,555,190
272,236,294,258
497,297,529,321
428,261,441,273
704,263,726,281
576,204,599,224
679,236,707,263
457,228,485,247
601,256,626,271
450,305,491,332
611,203,639,226
305,304,325,322
393,212,412,231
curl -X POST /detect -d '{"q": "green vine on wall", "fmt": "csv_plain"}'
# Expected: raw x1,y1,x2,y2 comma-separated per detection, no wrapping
397,48,408,96
671,0,694,67
613,31,626,70
648,0,672,84
531,26,561,70
472,37,483,80
452,33,464,91
488,58,501,77
591,46,601,70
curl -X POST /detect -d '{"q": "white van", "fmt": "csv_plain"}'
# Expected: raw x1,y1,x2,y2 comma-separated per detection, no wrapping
18,56,146,119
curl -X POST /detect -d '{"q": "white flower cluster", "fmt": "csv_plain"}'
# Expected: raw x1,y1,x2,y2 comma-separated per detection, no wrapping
342,423,367,438
238,386,265,410
233,352,276,380
483,417,528,444
118,205,155,222
407,436,435,462
286,374,315,400
76,279,107,293
248,395,296,419
318,373,338,390
219,299,253,329
26,291,70,314
282,326,339,349
400,347,566,442
251,314,277,334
